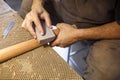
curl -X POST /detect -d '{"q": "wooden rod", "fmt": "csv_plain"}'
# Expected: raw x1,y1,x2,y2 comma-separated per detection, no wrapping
0,29,59,63
0,39,42,63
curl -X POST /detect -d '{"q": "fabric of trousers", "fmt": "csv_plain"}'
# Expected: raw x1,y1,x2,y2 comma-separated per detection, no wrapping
84,40,120,80
20,0,120,80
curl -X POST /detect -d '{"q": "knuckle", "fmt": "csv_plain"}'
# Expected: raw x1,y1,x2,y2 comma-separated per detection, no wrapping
21,25,26,29
31,12,36,16
21,26,25,28
25,13,30,18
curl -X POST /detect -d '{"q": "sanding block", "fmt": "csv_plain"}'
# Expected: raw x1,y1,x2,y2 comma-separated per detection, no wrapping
35,23,56,44
0,22,59,63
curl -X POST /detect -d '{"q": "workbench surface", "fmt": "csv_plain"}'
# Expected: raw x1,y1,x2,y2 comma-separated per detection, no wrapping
0,0,83,80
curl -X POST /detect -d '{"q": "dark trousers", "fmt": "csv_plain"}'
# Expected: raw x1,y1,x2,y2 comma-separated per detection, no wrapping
83,40,120,80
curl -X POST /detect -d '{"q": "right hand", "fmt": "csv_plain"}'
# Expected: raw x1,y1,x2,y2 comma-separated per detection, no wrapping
21,4,51,38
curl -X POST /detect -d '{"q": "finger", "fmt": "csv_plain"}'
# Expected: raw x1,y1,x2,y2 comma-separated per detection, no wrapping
21,19,27,29
40,12,52,28
51,39,60,47
21,20,25,28
44,13,52,28
28,28,36,38
33,14,44,35
27,21,36,38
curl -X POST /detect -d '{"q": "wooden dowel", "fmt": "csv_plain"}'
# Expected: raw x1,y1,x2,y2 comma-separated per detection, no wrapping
0,29,59,63
0,39,41,63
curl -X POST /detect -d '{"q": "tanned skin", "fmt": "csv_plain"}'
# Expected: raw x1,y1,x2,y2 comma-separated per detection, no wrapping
22,0,120,47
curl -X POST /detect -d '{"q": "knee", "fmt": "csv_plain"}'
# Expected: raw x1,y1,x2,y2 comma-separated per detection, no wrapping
89,40,120,61
86,40,120,80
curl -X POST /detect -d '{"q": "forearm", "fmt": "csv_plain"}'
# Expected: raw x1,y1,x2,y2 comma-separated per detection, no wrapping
77,22,120,40
31,0,43,9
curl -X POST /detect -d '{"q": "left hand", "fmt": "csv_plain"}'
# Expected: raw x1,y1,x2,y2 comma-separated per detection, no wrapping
51,23,79,47
21,4,51,38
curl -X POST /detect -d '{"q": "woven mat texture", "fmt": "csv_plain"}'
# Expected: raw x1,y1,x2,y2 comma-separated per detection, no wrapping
0,4,83,80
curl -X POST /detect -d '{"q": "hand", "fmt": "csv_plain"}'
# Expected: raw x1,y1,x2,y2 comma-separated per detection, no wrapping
51,23,79,47
21,4,51,38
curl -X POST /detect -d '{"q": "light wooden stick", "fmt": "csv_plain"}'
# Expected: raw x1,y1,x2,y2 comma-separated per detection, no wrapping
0,29,59,63
0,39,41,63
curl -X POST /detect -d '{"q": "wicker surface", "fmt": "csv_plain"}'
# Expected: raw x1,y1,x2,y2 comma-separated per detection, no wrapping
0,1,83,80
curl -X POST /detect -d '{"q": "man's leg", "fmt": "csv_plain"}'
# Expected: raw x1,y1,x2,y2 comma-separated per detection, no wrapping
84,40,120,80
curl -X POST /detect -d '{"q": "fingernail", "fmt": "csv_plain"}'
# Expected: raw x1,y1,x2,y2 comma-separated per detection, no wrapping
41,32,44,35
33,35,37,39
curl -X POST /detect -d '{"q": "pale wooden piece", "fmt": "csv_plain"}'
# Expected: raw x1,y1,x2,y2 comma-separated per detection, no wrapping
0,39,40,63
0,28,59,63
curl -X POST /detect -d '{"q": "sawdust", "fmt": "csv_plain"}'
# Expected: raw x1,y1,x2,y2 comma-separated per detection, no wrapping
16,59,33,74
0,1,83,79
12,71,16,79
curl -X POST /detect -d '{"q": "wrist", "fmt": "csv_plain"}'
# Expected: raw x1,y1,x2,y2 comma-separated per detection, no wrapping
71,24,85,41
75,29,86,40
31,0,44,10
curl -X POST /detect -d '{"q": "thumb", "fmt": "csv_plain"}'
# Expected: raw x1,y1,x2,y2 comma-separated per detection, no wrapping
51,39,60,47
